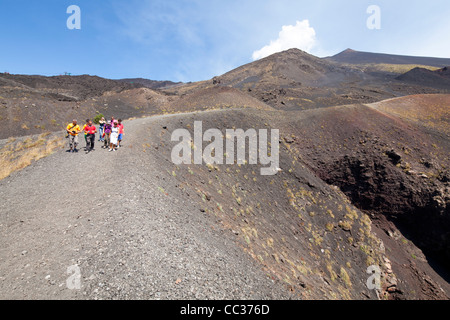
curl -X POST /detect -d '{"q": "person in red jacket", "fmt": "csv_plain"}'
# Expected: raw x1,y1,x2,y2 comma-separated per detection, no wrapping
84,119,97,154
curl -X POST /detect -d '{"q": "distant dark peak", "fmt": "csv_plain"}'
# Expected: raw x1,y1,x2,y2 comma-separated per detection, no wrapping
333,49,358,56
329,49,450,68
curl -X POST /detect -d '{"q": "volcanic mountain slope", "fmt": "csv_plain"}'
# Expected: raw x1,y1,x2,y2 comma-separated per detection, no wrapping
0,73,273,139
328,49,450,68
268,94,450,299
0,73,164,139
118,78,183,90
371,94,450,135
0,74,182,139
165,86,274,113
0,108,400,300
396,67,450,90
149,109,395,300
0,111,296,300
3,49,449,140
164,49,449,111
2,96,448,300
1,74,449,299
185,94,450,299
166,48,389,110
0,74,144,101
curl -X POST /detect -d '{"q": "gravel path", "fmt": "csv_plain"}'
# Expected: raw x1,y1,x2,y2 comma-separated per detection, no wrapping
0,111,293,300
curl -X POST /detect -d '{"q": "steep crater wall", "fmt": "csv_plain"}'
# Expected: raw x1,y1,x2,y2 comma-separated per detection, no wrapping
316,153,450,275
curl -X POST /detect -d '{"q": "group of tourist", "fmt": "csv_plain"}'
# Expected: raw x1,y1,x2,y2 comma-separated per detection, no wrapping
66,117,124,154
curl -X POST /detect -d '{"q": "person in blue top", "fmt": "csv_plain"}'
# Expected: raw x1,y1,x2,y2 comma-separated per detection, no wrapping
98,117,106,142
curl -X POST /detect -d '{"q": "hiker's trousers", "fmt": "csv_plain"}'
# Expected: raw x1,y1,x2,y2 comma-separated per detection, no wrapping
86,134,95,151
68,135,79,149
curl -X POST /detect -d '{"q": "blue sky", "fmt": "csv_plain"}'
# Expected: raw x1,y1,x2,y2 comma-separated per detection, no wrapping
1,0,449,82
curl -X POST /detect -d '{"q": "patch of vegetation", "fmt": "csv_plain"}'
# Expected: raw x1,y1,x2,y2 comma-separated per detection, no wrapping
0,136,65,181
327,263,338,282
345,206,358,221
340,267,352,288
327,209,335,218
356,63,439,74
93,113,105,124
338,220,352,231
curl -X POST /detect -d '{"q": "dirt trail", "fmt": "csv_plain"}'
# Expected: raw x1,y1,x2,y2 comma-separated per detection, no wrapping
0,111,292,300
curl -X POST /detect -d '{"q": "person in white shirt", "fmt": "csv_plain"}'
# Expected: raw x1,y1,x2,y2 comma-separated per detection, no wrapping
109,121,119,152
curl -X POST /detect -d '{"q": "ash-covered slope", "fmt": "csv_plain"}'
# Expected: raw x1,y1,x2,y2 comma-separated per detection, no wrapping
2,48,450,140
149,100,450,299
217,48,352,87
0,74,143,101
211,48,384,109
328,49,450,68
396,67,450,90
150,109,395,300
1,81,449,299
118,78,183,90
166,86,274,113
165,49,449,111
0,109,398,300
269,95,450,299
0,74,175,139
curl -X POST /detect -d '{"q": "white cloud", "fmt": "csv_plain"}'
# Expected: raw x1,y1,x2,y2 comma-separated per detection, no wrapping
252,20,317,60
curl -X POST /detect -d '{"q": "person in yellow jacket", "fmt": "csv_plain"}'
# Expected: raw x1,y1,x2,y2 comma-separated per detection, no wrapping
66,119,81,153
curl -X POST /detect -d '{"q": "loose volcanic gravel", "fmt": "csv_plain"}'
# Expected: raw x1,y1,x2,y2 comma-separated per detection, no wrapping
0,112,294,300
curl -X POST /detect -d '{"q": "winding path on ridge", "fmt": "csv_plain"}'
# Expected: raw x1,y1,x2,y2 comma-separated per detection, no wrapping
0,110,292,300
